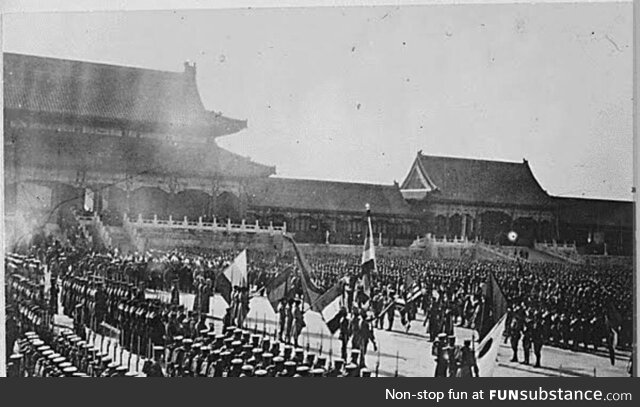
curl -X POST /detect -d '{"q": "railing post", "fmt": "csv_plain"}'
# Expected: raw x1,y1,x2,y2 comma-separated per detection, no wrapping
255,219,259,229
241,219,246,231
213,217,218,228
169,215,173,225
183,216,188,226
283,222,287,233
153,214,158,225
198,217,203,228
227,218,231,232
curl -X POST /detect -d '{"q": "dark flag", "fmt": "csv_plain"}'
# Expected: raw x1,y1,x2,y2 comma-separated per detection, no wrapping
266,267,294,311
216,271,232,304
479,271,508,340
360,204,376,298
283,234,324,308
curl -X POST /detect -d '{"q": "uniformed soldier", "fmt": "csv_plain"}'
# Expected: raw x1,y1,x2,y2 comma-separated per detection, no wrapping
434,333,448,377
456,339,479,377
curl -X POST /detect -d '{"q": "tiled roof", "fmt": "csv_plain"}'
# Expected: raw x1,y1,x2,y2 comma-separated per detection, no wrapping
7,129,275,179
411,153,554,207
554,197,633,226
245,177,413,216
3,52,246,137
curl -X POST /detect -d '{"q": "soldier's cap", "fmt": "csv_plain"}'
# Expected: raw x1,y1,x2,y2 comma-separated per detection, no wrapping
345,363,358,371
231,340,242,348
231,358,244,366
153,346,164,352
214,334,225,341
182,338,193,345
252,348,263,355
201,345,212,352
50,354,64,362
273,356,285,364
241,365,254,372
296,366,310,373
58,361,73,369
24,331,37,337
173,335,184,342
255,369,268,377
284,361,297,367
221,351,232,358
351,349,361,356
62,366,78,374
192,343,202,349
72,372,89,377
107,362,119,369
116,366,129,373
101,356,112,363
199,329,209,336
311,368,326,376
41,350,55,357
263,352,274,360
9,354,23,361
37,345,51,352
124,372,138,377
207,331,217,338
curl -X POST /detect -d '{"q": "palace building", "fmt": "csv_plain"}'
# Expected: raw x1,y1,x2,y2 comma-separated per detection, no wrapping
3,53,419,247
3,53,633,255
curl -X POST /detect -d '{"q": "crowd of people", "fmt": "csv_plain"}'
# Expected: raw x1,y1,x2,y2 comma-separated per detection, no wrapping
4,207,633,377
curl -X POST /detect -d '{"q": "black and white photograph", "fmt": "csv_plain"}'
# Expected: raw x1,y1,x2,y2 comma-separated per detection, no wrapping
1,1,635,379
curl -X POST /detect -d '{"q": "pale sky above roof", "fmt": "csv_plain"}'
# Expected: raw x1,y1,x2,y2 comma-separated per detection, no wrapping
3,1,633,201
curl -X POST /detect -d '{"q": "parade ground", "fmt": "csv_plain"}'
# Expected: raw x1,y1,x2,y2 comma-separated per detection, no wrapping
137,290,630,377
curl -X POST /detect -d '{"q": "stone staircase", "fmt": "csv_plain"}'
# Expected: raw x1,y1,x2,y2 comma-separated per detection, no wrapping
105,226,136,255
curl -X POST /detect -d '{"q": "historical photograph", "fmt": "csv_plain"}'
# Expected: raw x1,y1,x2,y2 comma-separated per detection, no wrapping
2,2,634,377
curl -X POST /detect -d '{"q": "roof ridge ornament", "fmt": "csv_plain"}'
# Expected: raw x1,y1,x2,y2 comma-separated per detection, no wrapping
183,60,196,78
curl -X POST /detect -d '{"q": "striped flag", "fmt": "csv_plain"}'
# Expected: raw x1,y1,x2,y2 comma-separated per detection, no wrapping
405,274,422,303
360,205,376,297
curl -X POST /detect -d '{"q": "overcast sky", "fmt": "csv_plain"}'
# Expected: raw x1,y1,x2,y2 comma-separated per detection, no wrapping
3,2,633,201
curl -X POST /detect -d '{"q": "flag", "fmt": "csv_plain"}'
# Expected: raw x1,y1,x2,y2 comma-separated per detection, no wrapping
310,279,347,334
217,250,247,304
266,267,294,311
476,314,507,377
405,274,422,304
479,271,508,340
360,206,376,297
283,234,324,308
223,250,247,288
